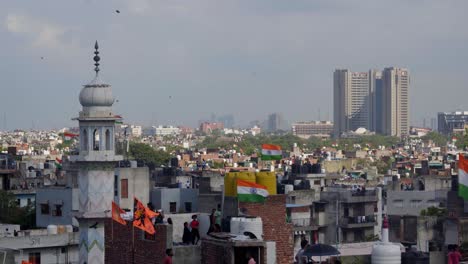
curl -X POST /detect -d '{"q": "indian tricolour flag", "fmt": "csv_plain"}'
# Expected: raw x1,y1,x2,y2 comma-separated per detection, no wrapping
459,154,468,200
237,180,269,203
261,144,282,160
63,132,78,141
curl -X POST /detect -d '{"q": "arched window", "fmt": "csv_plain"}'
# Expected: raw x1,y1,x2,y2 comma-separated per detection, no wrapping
105,129,111,150
82,129,88,151
93,129,100,151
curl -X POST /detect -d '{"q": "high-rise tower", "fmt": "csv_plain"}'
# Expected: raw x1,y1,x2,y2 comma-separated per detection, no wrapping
382,67,410,137
333,69,371,136
71,42,123,264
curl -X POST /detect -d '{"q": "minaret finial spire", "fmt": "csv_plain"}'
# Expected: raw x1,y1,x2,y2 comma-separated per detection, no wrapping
93,41,100,75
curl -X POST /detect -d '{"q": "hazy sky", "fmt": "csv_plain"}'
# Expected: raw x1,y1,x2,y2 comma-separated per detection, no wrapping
1,0,468,130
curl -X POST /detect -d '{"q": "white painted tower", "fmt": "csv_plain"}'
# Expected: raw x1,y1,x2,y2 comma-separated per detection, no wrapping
71,41,123,264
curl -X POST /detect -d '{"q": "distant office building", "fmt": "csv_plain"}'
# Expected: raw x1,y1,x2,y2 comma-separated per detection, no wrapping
291,121,333,138
381,67,410,137
431,118,437,131
122,125,142,137
200,122,224,134
334,68,410,137
438,111,468,135
217,114,235,128
266,113,285,132
142,126,156,136
155,125,180,136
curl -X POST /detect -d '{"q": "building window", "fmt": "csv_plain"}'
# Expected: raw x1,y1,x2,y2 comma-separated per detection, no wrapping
82,129,88,151
29,252,41,264
169,202,177,213
93,129,100,151
40,203,50,214
105,129,111,151
52,204,63,217
114,175,118,196
185,202,192,213
393,200,403,208
121,179,128,198
410,200,422,208
17,199,20,205
27,198,32,205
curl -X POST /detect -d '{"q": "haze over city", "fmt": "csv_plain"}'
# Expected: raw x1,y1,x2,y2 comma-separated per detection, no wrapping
1,0,468,129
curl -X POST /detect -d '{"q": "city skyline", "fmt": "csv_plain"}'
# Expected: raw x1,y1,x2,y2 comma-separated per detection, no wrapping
1,0,468,129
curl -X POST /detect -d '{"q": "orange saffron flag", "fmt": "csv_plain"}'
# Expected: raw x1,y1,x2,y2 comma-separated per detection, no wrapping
112,201,127,226
133,197,156,234
22,261,32,264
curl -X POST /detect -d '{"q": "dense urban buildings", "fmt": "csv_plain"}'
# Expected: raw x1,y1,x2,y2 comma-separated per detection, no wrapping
199,122,224,134
291,121,333,138
438,111,468,136
333,67,409,137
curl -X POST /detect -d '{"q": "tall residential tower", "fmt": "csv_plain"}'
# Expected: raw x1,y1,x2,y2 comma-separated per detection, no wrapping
333,68,409,137
333,70,372,136
381,67,410,137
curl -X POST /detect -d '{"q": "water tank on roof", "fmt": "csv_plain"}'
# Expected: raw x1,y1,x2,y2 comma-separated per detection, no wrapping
130,160,137,168
230,217,241,234
66,225,73,233
57,225,66,234
371,242,401,264
231,217,263,240
256,171,277,195
224,172,237,197
238,217,263,240
47,225,58,235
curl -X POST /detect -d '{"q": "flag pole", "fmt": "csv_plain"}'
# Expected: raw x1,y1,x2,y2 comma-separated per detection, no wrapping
132,198,135,264
111,212,114,241
132,224,135,264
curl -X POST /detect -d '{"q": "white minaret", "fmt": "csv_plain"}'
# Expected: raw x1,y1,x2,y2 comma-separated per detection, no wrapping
71,41,123,264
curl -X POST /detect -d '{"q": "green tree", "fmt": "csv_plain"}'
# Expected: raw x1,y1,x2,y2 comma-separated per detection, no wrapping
0,190,35,229
128,142,171,166
420,206,447,217
455,129,468,150
422,131,448,147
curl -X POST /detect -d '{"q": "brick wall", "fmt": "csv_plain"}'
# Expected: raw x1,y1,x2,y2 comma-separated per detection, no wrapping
105,219,168,264
240,195,294,264
201,240,233,264
290,206,311,213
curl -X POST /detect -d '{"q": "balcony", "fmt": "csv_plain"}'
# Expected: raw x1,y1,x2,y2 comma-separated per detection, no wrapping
340,215,376,228
342,190,378,203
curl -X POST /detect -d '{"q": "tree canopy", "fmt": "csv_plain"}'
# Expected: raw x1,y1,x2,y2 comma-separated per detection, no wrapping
0,190,35,229
128,142,171,166
422,131,448,147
